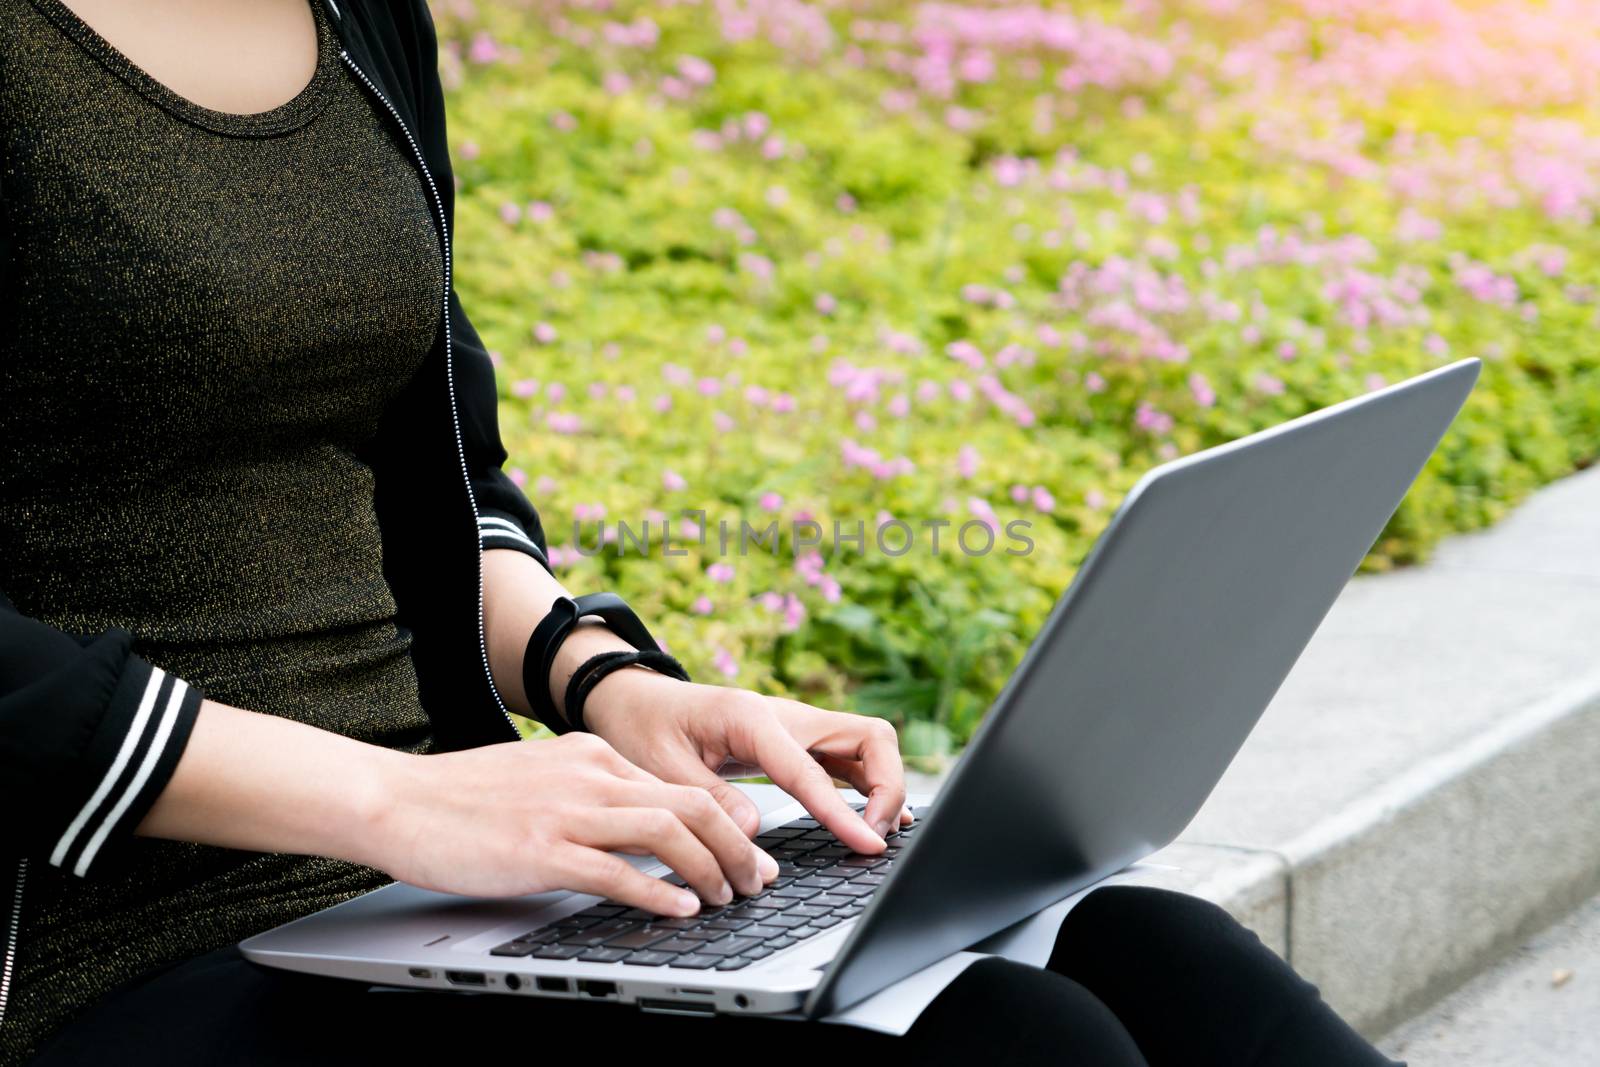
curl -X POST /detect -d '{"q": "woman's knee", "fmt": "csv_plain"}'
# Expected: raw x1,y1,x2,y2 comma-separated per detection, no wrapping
1053,885,1271,967
907,956,1149,1066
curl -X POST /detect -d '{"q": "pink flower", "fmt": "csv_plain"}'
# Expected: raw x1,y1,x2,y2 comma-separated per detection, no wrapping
691,596,714,616
546,411,582,434
512,379,540,399
967,497,1000,534
708,562,735,583
533,322,558,344
1032,487,1055,513
545,383,567,404
662,469,687,492
1010,484,1030,504
653,394,673,413
815,292,837,315
1135,404,1174,434
1253,374,1287,397
819,576,842,603
499,201,522,226
527,201,555,223
468,32,500,65
1188,373,1216,408
956,445,980,479
712,647,739,678
713,411,736,433
759,492,783,512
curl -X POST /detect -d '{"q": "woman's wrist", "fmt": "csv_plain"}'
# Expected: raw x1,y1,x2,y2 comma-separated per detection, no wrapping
579,662,682,741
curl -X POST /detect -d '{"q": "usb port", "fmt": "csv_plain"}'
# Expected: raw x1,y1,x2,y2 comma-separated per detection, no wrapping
444,971,487,987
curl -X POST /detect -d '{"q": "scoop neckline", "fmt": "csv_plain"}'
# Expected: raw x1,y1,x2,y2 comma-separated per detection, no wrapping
28,0,340,137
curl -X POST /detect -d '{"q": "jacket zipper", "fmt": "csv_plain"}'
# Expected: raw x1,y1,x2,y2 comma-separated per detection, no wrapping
0,858,26,1028
339,51,520,742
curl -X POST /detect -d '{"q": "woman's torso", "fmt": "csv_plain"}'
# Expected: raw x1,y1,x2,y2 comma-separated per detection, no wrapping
0,0,446,1056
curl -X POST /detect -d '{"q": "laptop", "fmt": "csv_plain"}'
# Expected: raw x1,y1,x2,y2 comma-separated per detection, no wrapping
242,358,1481,1018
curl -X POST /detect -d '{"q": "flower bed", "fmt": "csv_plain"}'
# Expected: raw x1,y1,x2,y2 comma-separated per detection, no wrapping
434,0,1600,756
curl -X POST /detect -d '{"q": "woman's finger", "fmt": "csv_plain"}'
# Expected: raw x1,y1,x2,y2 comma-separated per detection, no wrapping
545,842,702,918
567,805,733,905
736,713,885,854
623,780,771,898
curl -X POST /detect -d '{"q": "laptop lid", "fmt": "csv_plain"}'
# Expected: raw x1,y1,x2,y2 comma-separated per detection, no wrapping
806,359,1481,1016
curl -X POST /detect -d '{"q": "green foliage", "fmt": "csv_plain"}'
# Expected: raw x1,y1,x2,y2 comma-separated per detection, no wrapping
433,1,1600,758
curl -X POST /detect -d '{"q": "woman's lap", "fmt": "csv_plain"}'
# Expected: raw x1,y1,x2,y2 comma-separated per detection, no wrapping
26,887,1398,1067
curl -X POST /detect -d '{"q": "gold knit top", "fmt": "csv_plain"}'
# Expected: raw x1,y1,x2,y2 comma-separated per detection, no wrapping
0,0,445,1058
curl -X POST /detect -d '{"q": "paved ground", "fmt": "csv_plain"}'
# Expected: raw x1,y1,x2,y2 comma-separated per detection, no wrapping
1381,895,1600,1065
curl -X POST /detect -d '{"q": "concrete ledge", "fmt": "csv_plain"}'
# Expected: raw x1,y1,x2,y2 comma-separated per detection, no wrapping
915,465,1600,1036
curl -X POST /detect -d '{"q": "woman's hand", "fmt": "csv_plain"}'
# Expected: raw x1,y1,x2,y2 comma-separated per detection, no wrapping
371,731,778,915
581,671,913,854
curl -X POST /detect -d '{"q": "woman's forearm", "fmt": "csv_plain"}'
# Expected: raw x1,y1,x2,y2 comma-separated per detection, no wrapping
133,694,774,910
482,546,635,723
134,696,402,868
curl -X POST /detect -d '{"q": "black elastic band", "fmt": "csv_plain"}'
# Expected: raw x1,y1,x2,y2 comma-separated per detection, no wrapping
563,649,690,734
520,592,680,734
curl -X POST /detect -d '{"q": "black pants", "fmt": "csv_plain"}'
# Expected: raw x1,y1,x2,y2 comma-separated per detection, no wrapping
28,887,1400,1067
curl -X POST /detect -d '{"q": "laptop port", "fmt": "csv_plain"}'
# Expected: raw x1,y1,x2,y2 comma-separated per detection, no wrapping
535,977,570,994
639,998,715,1017
576,979,617,999
504,974,522,992
444,971,487,987
407,968,433,980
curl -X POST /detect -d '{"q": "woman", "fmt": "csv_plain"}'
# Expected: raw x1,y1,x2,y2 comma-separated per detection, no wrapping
0,0,1401,1063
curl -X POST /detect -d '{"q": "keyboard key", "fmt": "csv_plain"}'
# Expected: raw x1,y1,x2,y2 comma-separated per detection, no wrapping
810,915,843,929
837,855,887,870
785,905,831,920
573,904,628,919
490,941,538,957
758,914,811,929
770,885,819,900
765,936,796,950
553,915,601,929
795,856,835,868
669,954,718,970
560,919,640,947
579,947,629,963
854,873,887,887
679,928,730,942
828,882,874,898
729,904,780,921
809,895,854,909
653,937,708,954
532,944,584,960
715,957,752,970
698,936,763,957
605,927,679,950
623,951,676,967
740,946,774,961
796,875,844,889
705,918,754,932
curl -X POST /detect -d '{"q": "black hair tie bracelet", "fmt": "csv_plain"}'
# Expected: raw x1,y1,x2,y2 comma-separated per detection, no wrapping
520,592,685,734
564,648,690,735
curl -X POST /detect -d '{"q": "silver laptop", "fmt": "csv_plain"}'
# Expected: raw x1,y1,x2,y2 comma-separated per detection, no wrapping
242,358,1481,1018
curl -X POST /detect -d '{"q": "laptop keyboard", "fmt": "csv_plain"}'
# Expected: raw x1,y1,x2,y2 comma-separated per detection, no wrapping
487,803,927,972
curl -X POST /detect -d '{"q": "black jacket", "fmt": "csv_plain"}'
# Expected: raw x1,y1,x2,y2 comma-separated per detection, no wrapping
0,0,551,1013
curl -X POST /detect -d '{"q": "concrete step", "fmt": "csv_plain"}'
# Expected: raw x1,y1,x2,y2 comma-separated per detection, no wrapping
908,464,1600,1036
1380,894,1600,1064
